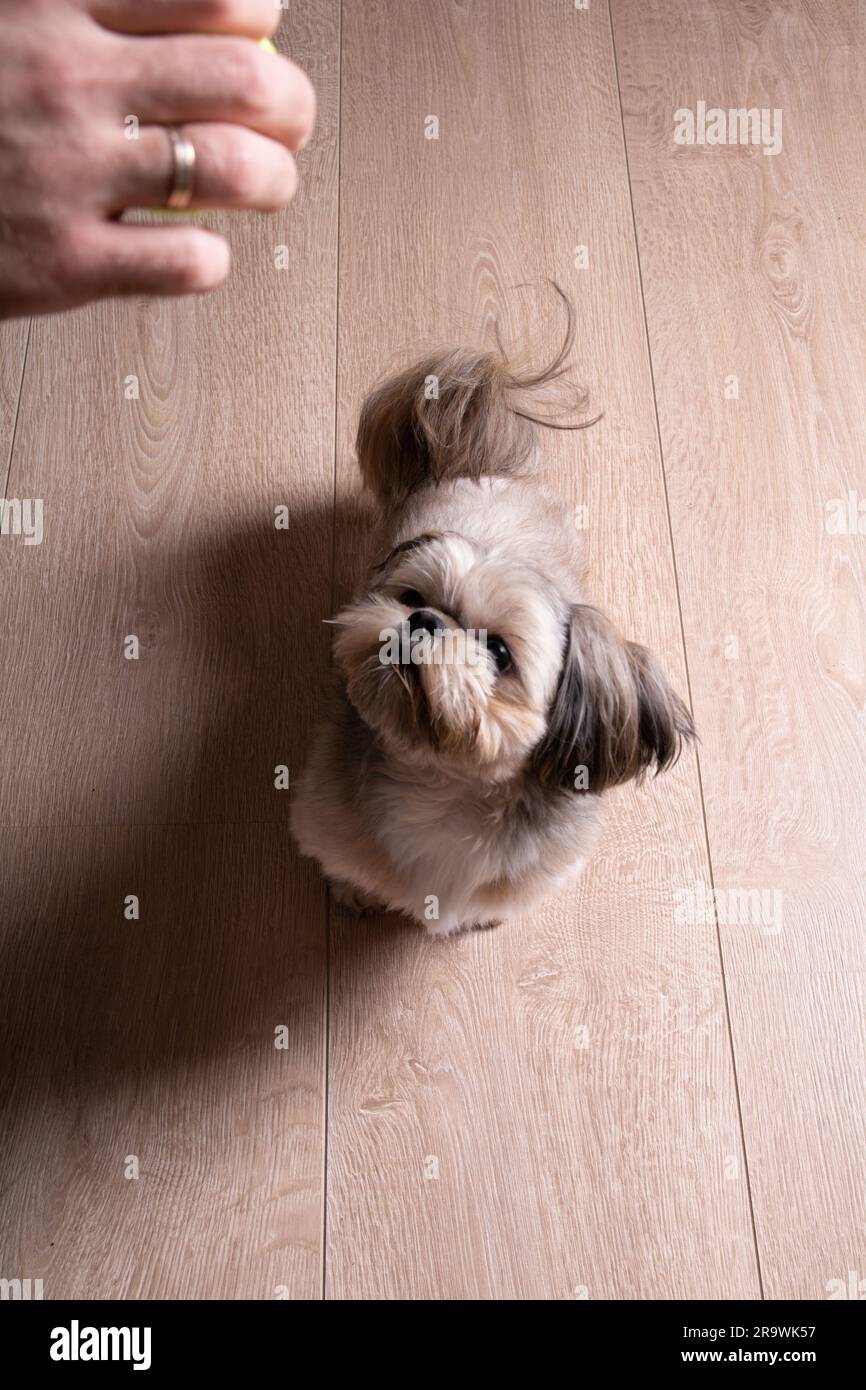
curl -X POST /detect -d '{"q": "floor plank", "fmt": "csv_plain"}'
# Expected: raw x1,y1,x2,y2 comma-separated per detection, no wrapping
611,0,866,1298
326,0,759,1300
0,319,29,489
0,3,340,1297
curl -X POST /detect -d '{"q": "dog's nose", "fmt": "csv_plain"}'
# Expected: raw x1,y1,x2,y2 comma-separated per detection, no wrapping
408,609,440,639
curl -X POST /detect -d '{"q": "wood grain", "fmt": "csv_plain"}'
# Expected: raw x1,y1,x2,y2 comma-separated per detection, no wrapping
3,0,859,1303
0,3,340,1297
611,0,866,1297
326,0,758,1300
0,824,323,1299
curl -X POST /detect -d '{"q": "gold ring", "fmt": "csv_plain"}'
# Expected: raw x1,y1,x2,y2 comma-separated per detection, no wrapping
165,127,196,210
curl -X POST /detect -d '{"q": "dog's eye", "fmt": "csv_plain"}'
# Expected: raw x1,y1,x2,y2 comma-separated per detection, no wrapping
486,635,511,673
398,588,426,609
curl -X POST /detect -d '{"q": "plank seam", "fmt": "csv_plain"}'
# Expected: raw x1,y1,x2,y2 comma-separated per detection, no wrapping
321,0,344,1305
605,0,766,1300
2,317,32,499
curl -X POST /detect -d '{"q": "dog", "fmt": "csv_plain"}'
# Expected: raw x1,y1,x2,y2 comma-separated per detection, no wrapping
291,296,695,936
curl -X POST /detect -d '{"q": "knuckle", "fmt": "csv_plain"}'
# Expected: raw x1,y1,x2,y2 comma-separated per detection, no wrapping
20,142,62,200
22,48,78,115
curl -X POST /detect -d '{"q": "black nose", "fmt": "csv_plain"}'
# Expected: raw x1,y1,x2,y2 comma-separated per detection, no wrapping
408,609,440,639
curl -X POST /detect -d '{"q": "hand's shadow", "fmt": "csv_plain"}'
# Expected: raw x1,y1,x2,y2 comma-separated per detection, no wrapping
0,489,412,1228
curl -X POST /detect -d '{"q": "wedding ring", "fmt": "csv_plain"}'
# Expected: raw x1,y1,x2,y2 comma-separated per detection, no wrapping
165,127,196,210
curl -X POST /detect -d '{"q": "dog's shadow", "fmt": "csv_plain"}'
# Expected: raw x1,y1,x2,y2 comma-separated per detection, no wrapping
0,489,411,1199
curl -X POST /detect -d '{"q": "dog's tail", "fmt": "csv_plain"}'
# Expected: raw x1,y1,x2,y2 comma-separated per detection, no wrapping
355,284,599,507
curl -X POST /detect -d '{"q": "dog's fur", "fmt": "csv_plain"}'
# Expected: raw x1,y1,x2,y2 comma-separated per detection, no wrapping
291,298,694,936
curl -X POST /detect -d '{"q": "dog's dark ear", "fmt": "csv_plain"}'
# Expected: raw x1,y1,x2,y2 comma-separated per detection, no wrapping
532,606,695,794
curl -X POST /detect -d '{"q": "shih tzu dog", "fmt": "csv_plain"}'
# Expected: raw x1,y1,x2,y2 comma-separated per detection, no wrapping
292,295,694,936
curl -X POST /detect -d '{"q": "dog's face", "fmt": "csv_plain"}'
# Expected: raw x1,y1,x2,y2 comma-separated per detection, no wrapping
332,530,694,791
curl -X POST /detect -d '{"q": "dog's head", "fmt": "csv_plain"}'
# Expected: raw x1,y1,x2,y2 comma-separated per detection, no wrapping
332,529,695,792
335,285,694,793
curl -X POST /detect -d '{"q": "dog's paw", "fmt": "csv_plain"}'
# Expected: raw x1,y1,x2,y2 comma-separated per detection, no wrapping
327,878,385,917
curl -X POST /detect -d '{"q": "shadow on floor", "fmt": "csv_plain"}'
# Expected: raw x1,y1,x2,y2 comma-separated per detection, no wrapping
0,489,414,1232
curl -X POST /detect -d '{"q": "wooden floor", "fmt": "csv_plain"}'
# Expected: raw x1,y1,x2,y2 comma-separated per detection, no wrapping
1,0,863,1301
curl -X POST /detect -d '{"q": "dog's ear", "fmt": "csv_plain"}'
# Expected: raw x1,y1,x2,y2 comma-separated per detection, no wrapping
532,605,695,794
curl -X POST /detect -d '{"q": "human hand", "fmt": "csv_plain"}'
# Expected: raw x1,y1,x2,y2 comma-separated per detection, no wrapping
0,0,316,318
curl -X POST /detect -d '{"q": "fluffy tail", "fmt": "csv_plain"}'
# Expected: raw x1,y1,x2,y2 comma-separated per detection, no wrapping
356,285,598,507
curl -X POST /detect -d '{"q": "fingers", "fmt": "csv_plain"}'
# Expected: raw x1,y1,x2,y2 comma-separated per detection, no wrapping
120,35,316,150
85,0,280,39
114,122,298,212
63,222,231,301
